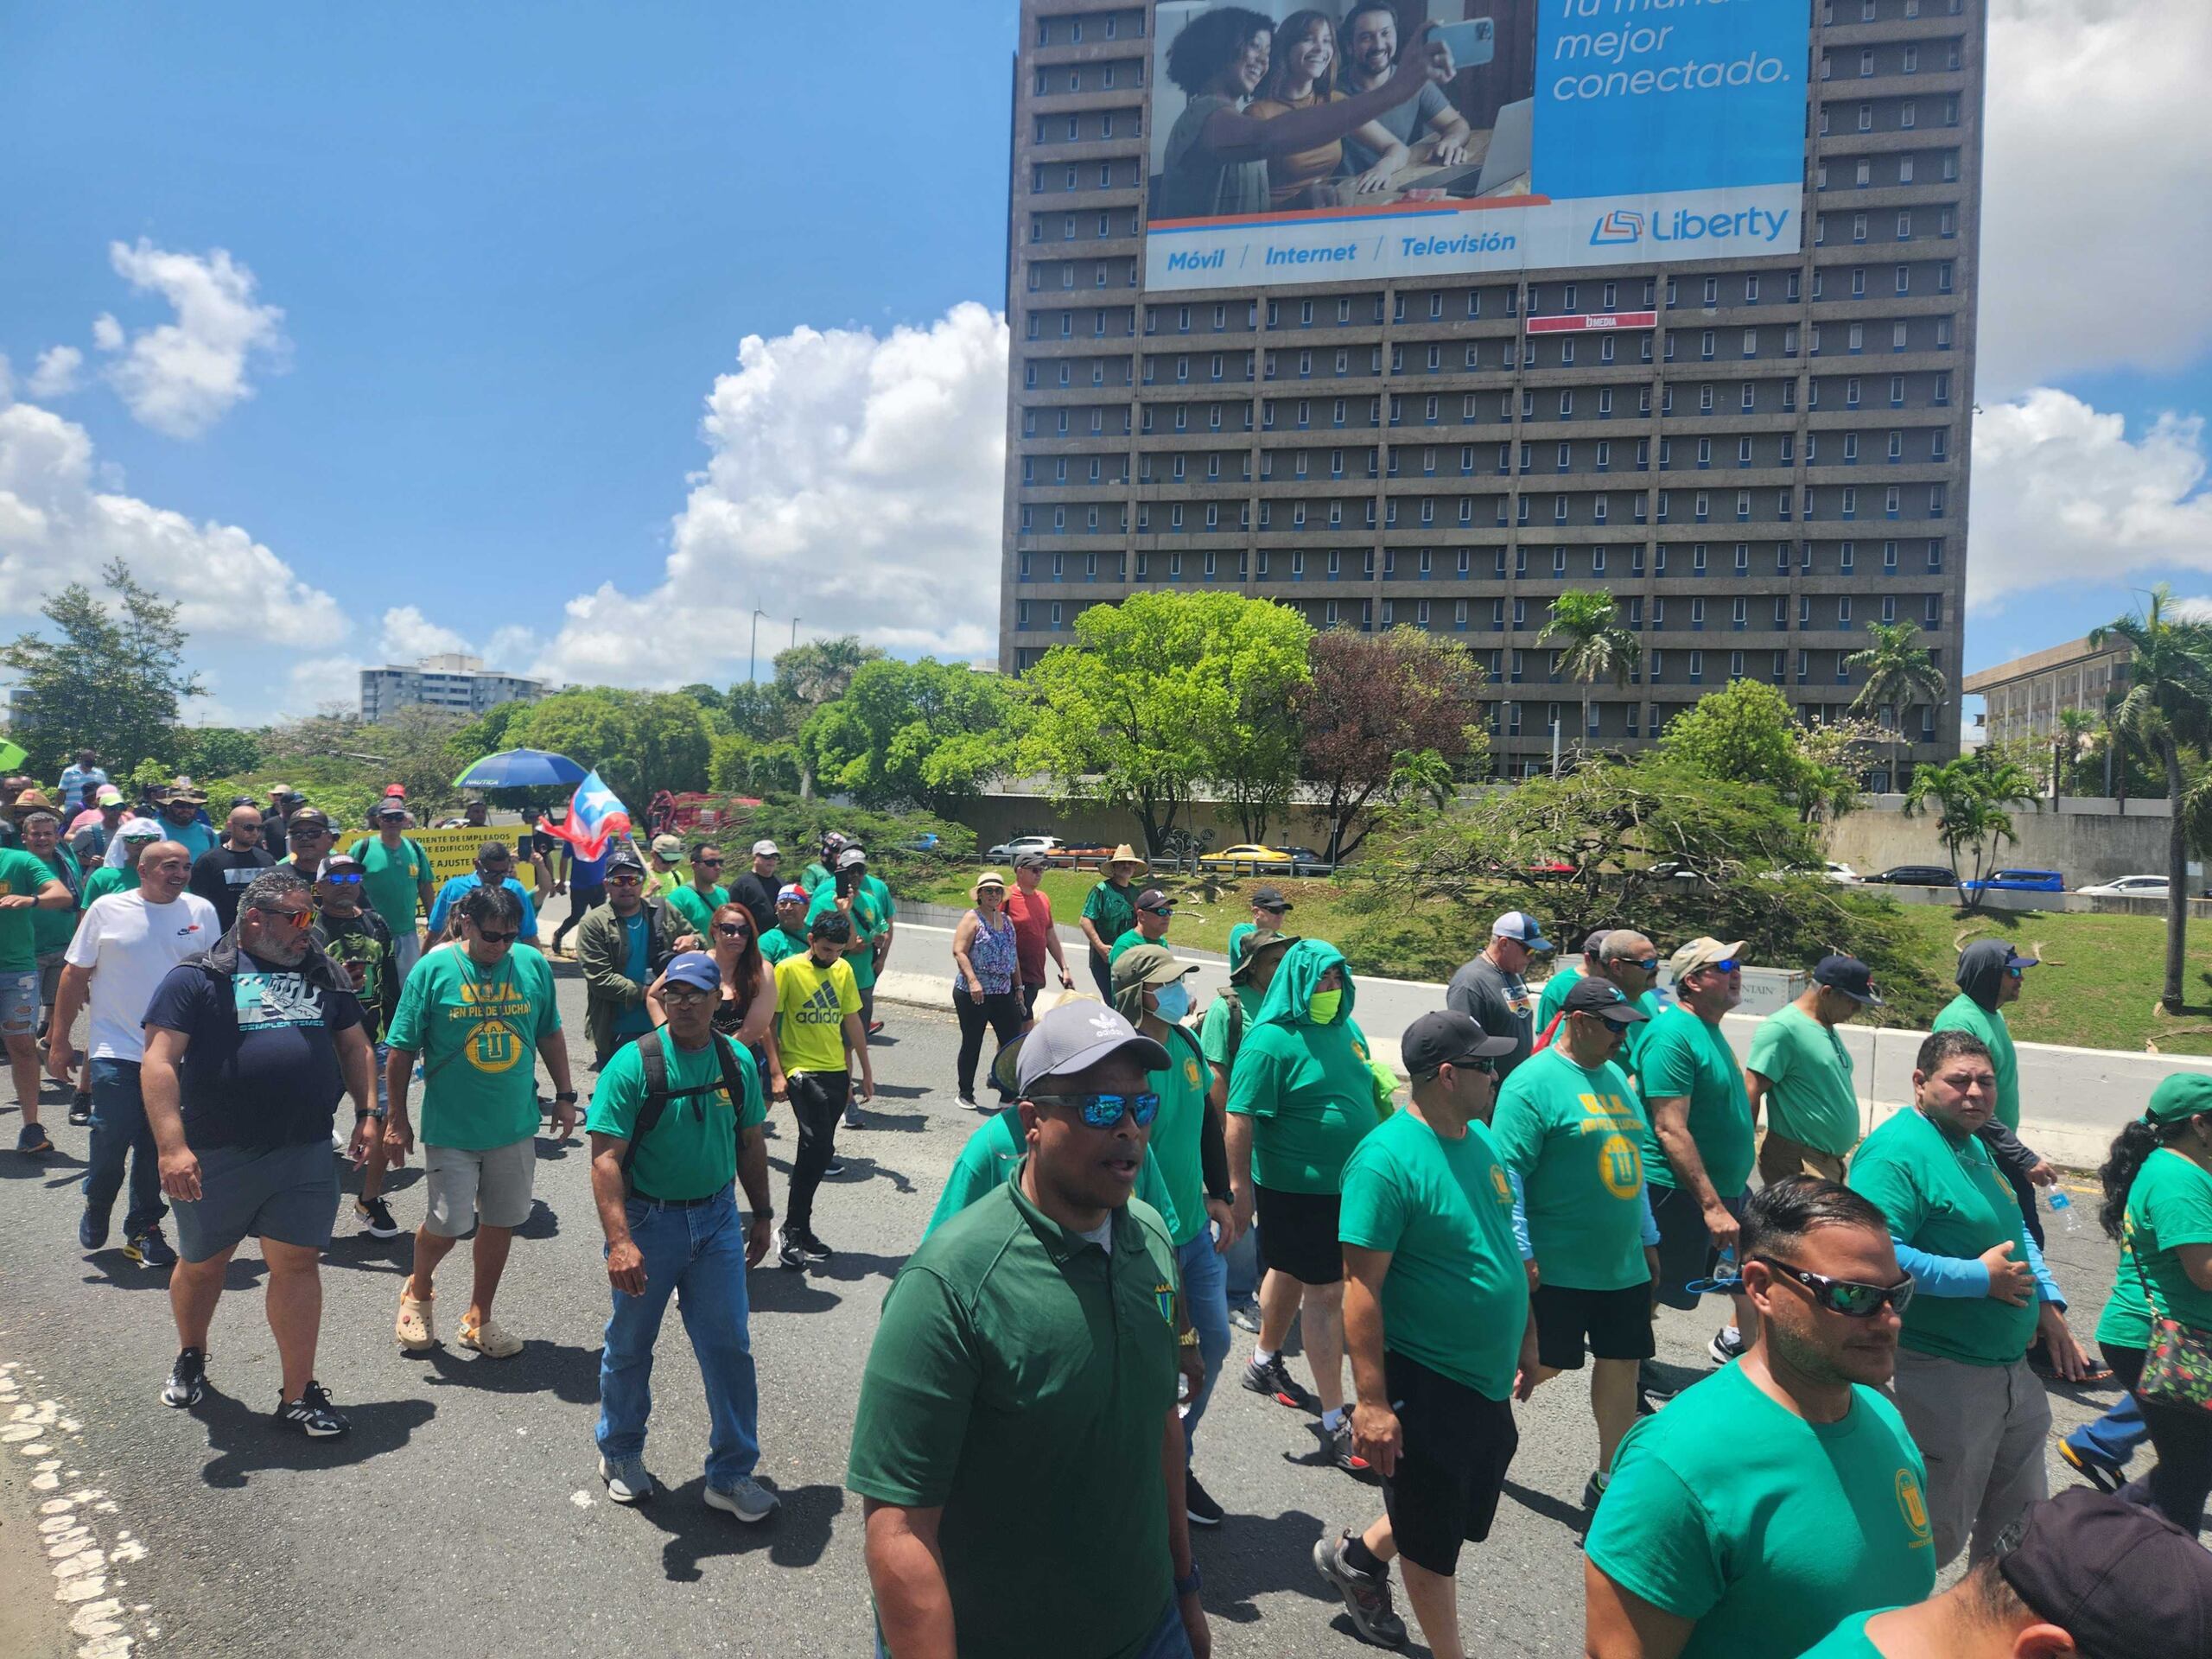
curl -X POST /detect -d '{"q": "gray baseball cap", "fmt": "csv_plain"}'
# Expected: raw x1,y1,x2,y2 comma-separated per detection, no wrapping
1014,1001,1169,1094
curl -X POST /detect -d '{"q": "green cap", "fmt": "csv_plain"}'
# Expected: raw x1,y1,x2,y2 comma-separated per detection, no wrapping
2144,1073,2212,1126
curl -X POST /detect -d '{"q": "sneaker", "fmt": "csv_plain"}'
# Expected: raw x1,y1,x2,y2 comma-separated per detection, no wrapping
274,1381,349,1439
161,1347,206,1409
78,1206,109,1253
822,1161,846,1179
1582,1470,1611,1511
775,1227,805,1269
1325,1416,1372,1478
1242,1354,1320,1414
842,1109,866,1130
703,1476,779,1523
1185,1472,1224,1529
957,1092,980,1111
1707,1325,1746,1367
68,1095,92,1128
123,1227,178,1269
599,1454,655,1503
867,1020,885,1036
1312,1529,1407,1649
355,1196,401,1238
2059,1439,2124,1495
791,1229,833,1264
1228,1300,1262,1335
15,1121,51,1155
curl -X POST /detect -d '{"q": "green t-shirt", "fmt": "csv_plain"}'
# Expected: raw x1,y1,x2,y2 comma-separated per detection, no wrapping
1108,925,1157,967
862,874,896,927
1226,1014,1380,1195
800,861,833,894
0,847,60,971
29,849,80,954
2123,1147,2212,1333
386,944,562,1150
922,1108,1180,1242
1081,880,1138,952
585,1032,765,1202
806,885,882,992
1198,991,1243,1071
1929,994,2019,1129
1745,1005,1862,1158
1637,1007,1755,1197
1796,1611,1890,1658
772,951,860,1076
1585,1363,1936,1659
345,835,433,938
81,865,139,907
1491,1045,1651,1291
758,925,807,967
1535,965,1583,1031
849,1173,1179,1659
1145,1026,1211,1248
664,881,728,941
1847,1107,2038,1365
1338,1111,1529,1398
2096,1216,2157,1351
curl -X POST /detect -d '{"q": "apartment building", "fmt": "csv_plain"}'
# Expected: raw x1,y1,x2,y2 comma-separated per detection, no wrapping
359,653,545,723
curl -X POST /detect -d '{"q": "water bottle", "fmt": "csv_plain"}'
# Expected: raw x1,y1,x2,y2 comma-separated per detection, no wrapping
2046,1190,2079,1234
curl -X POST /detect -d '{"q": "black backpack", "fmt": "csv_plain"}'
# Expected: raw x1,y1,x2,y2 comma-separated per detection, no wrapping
616,1027,753,1195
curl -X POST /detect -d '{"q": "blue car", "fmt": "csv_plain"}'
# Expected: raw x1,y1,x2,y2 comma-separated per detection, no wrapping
1962,868,2065,894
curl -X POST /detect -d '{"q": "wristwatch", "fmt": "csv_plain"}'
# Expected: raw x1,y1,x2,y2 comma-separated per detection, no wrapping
1173,1566,1202,1598
555,1090,579,1103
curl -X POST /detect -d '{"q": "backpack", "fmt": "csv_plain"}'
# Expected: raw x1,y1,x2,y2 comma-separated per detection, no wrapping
616,1027,753,1196
1211,986,1245,1060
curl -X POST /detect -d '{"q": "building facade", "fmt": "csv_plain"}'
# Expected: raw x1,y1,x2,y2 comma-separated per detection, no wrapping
1964,636,2131,748
359,653,545,723
999,0,1981,780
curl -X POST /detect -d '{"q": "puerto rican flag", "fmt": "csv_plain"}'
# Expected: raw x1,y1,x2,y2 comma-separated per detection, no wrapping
547,769,632,861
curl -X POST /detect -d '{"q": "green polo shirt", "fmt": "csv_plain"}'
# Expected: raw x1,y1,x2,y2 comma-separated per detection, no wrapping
1491,1045,1650,1291
1929,994,2020,1129
1847,1106,2038,1366
586,1031,765,1202
1081,880,1138,952
1746,1005,1862,1159
1637,1007,1755,1198
922,1108,1181,1242
849,1170,1180,1659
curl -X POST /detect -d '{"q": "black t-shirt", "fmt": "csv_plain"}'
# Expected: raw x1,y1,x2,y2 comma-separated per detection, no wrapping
728,870,779,933
261,817,290,860
313,908,398,1045
188,843,275,933
143,948,363,1150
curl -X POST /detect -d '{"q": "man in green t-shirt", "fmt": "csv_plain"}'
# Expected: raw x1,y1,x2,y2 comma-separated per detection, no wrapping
1108,886,1173,967
1314,1011,1527,1659
1586,1177,1936,1659
383,881,575,1363
346,801,435,981
1639,937,1758,1365
756,884,810,966
0,837,76,1154
664,843,728,941
585,950,779,1518
1077,844,1145,1001
848,1000,1205,1659
1748,955,1878,1186
1931,938,2056,1252
1535,927,1610,1032
852,848,896,1033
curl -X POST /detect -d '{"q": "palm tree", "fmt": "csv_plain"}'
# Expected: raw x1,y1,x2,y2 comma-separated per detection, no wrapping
778,635,882,799
1902,753,2037,912
1845,620,1948,792
2054,706,2101,805
1536,588,1641,766
2091,584,2212,1012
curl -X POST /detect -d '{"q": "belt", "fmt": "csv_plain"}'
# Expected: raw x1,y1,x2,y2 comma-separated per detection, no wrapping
630,1186,729,1209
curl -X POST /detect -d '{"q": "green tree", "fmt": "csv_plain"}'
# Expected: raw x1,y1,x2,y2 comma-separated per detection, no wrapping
511,687,712,810
802,657,1022,816
774,637,885,799
1658,679,1879,823
2091,584,2212,1010
1901,753,2039,911
1535,588,1641,761
0,560,202,778
179,726,263,781
1846,620,1948,791
1296,626,1484,863
708,732,800,797
1020,592,1313,855
449,697,535,764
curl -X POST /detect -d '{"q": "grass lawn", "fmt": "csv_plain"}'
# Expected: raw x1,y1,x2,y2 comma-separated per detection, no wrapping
903,867,1367,961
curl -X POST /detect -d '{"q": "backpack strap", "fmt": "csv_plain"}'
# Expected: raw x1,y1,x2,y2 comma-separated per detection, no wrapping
616,1029,753,1195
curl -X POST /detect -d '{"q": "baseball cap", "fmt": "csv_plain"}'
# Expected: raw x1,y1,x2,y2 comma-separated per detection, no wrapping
286,807,333,834
1669,937,1746,978
384,784,407,798
373,799,408,819
1250,885,1293,911
605,846,647,877
2144,1072,2212,1127
1135,887,1173,914
1400,1011,1516,1077
229,794,260,809
752,839,780,857
1563,977,1652,1024
775,883,809,905
93,785,124,806
1998,1487,2212,1658
838,847,868,869
321,855,365,875
1014,850,1047,870
1111,943,1198,995
1014,1001,1169,1095
662,950,722,994
1581,929,1612,960
1491,911,1552,950
1230,930,1300,985
651,834,685,859
1811,955,1883,1006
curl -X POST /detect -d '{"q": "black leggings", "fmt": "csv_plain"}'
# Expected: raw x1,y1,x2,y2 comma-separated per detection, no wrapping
785,1071,849,1236
954,988,1024,1099
552,882,607,949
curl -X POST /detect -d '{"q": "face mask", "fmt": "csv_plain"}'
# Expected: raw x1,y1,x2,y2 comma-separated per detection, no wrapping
1308,988,1342,1024
1151,979,1191,1024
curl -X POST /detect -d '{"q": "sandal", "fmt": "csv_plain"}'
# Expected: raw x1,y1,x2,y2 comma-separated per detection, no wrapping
458,1316,523,1359
395,1288,435,1351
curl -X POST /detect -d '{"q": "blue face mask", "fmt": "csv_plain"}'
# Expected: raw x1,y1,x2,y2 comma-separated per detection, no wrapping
1151,979,1191,1023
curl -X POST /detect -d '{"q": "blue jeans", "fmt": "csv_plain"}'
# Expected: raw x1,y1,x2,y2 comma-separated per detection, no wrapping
877,1596,1191,1659
2066,1344,2149,1470
81,1058,165,1237
595,1185,760,1490
1177,1228,1230,1461
1224,1218,1260,1303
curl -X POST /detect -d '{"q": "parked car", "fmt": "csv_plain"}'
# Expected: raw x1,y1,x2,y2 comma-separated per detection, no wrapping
1862,864,1960,887
985,834,1065,861
1272,844,1328,874
1201,843,1294,870
1961,868,2066,894
1824,862,1862,885
2075,874,2170,899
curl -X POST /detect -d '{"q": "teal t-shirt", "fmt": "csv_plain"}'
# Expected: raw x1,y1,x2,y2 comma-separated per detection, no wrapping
387,944,562,1150
2096,1221,2157,1351
1585,1363,1936,1659
1145,1026,1211,1248
758,925,807,967
1795,1610,1891,1658
664,881,729,941
1929,994,2019,1130
921,1108,1179,1242
1109,925,1158,967
0,846,60,971
2124,1147,2212,1333
1535,965,1583,1031
806,884,883,992
1338,1111,1529,1399
1491,1045,1650,1291
586,1031,765,1202
1745,1005,1862,1158
1637,1007,1755,1197
1847,1107,2038,1366
1226,1015,1380,1195
345,835,433,938
1081,880,1138,950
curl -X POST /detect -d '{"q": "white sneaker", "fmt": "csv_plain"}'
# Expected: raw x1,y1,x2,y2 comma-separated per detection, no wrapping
704,1476,779,1522
600,1454,654,1503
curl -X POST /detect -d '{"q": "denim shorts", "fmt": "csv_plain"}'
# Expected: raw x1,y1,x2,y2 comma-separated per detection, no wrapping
171,1138,341,1263
0,969,38,1037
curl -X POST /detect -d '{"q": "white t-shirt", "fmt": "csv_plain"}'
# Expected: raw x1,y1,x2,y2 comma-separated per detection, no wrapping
64,891,220,1061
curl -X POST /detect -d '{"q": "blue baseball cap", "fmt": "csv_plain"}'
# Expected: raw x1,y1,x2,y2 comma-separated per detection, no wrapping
1491,911,1552,950
662,951,721,993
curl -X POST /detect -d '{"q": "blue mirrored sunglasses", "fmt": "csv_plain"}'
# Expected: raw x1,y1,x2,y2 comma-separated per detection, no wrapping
1028,1090,1161,1129
321,873,364,886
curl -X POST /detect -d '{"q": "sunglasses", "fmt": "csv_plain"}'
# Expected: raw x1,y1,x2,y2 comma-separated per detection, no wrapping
607,873,643,886
1697,959,1740,976
1141,906,1174,919
474,929,519,945
1626,958,1660,974
715,921,750,937
254,906,315,930
290,826,332,840
1752,1255,1916,1319
322,873,364,886
695,857,724,867
1027,1090,1162,1129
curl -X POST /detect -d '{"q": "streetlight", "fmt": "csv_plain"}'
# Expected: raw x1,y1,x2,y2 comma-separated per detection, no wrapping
749,608,768,684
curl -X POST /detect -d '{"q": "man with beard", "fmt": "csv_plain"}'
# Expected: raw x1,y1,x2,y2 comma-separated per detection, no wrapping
310,856,404,1239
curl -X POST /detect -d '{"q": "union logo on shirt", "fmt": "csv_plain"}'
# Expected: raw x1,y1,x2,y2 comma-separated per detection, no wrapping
1896,1467,1932,1547
1154,1281,1176,1325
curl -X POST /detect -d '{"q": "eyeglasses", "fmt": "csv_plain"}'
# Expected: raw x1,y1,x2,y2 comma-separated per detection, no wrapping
254,906,315,930
1027,1090,1162,1129
321,873,364,886
715,922,750,937
474,929,518,945
1751,1255,1916,1319
663,983,713,1002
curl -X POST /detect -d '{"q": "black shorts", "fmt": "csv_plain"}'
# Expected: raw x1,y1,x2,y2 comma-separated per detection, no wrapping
1531,1282,1656,1370
1649,1183,1745,1312
1380,1349,1518,1578
1254,1185,1343,1286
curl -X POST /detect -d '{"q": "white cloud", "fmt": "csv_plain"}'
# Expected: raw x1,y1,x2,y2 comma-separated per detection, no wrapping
1979,0,2212,392
94,239,289,438
378,604,473,662
531,302,1008,684
26,346,83,398
1967,387,2212,607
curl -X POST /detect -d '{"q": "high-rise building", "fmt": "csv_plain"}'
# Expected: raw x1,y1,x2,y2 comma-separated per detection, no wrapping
1000,1,1980,782
359,653,545,722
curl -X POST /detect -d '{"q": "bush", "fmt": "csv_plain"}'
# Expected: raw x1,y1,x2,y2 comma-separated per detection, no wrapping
696,798,976,882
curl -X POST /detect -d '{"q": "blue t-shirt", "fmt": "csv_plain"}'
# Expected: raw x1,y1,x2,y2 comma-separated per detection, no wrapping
613,912,654,1037
143,949,363,1150
570,849,608,885
426,874,539,938
162,817,219,861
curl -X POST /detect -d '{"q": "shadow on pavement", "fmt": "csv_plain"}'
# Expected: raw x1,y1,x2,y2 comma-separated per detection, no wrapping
514,1198,562,1240
1503,1478,1588,1535
81,1252,265,1293
420,1338,602,1405
825,1155,915,1198
191,1384,435,1489
631,1478,844,1580
1197,1505,1332,1624
0,1148,88,1180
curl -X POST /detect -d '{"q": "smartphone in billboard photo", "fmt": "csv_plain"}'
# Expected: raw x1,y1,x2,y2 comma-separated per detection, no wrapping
1432,17,1496,71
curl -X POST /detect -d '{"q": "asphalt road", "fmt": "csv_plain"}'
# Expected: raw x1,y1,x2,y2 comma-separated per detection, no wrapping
0,955,2130,1659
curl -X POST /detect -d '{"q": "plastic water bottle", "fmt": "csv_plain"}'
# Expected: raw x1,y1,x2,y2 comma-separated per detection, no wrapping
2046,1190,2079,1234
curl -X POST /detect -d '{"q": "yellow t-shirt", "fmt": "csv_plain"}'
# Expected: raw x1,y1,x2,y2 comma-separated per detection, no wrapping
774,952,861,1076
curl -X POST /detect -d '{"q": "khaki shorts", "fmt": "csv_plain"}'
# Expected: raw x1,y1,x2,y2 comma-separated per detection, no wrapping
423,1138,537,1236
1758,1128,1848,1186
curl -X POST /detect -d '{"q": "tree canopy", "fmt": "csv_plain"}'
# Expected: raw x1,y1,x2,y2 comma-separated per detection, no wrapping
1297,626,1485,862
0,560,203,779
802,657,1022,816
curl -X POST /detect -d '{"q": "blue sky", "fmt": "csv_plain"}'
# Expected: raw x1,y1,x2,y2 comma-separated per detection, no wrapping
2,1,2209,727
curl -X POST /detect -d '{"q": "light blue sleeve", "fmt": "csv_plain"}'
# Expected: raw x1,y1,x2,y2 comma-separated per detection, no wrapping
1508,1170,1533,1262
2023,1230,2064,1307
426,876,457,935
512,879,539,937
1891,1237,1992,1299
1640,1188,1660,1249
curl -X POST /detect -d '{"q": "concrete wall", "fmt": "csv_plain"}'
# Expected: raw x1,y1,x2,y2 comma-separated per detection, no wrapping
1827,796,2177,890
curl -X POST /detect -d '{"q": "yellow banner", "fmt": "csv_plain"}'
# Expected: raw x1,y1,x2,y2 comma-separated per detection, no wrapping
349,825,540,893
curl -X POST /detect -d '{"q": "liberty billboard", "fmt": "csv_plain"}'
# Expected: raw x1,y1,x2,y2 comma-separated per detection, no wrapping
1144,0,1807,289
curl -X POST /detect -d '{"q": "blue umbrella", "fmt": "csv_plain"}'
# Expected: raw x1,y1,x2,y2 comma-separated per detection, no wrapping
452,748,588,791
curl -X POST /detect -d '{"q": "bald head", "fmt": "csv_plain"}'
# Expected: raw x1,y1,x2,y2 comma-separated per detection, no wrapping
137,840,194,901
225,804,263,847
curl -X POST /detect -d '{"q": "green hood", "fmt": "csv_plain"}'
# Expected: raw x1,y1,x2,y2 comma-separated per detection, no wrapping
1249,938,1356,1030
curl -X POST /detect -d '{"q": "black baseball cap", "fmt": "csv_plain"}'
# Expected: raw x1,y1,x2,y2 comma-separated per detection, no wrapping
1999,1488,2212,1658
1135,887,1173,913
1811,954,1884,1006
321,855,364,875
605,846,647,877
1563,977,1651,1024
1401,1011,1516,1077
286,807,332,834
1250,885,1292,911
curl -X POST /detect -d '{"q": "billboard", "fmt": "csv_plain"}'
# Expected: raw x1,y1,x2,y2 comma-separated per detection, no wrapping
1144,0,1807,290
